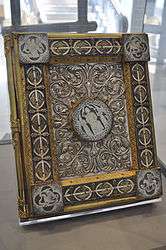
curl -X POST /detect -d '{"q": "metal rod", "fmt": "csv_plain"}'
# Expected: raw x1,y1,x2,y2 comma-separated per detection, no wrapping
2,21,97,34
130,0,147,32
78,0,88,22
10,0,21,26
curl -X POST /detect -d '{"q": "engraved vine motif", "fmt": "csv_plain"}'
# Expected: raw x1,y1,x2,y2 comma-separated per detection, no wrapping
49,63,131,178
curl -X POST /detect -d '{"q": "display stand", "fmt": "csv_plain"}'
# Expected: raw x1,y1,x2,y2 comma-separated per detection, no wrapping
20,198,162,226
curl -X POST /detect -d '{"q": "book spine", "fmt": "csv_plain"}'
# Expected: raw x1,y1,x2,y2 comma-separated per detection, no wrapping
4,34,28,219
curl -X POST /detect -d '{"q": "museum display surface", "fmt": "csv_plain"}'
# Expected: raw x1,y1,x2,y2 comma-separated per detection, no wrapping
4,32,162,225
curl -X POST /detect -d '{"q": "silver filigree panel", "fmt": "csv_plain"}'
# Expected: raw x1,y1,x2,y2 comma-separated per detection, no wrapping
137,169,161,198
123,34,150,62
19,34,49,64
32,183,63,215
49,63,132,178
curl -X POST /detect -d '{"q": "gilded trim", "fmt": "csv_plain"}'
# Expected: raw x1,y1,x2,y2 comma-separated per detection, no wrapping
62,170,136,186
43,65,60,181
4,34,29,218
145,63,158,167
123,63,138,169
12,34,34,216
64,196,137,212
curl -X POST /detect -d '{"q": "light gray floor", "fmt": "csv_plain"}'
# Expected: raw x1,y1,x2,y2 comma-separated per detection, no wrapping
0,35,10,140
0,144,165,250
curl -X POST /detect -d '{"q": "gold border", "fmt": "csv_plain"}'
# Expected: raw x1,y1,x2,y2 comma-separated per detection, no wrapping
123,63,138,169
43,65,60,182
13,35,34,185
9,32,148,39
62,170,136,186
4,34,30,218
48,33,122,39
64,196,137,213
47,32,147,39
12,34,34,216
49,55,122,65
145,63,158,168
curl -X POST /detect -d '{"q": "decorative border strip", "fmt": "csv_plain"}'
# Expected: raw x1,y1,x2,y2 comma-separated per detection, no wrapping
49,38,122,58
24,65,53,182
130,62,156,169
63,176,136,205
123,63,138,169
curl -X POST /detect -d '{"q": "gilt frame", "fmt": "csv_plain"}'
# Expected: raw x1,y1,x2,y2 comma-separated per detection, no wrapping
4,32,162,224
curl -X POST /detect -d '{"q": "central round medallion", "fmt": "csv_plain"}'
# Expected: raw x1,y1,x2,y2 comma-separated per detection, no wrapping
72,100,112,141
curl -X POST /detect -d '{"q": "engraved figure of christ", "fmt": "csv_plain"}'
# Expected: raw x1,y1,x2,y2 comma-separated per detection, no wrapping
80,104,107,137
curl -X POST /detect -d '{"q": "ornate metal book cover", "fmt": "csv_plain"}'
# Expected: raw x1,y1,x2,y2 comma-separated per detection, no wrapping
4,32,162,223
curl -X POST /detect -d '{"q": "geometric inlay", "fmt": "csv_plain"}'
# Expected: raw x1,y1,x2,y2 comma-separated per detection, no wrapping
19,34,49,64
123,34,150,62
32,183,63,215
137,169,161,198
